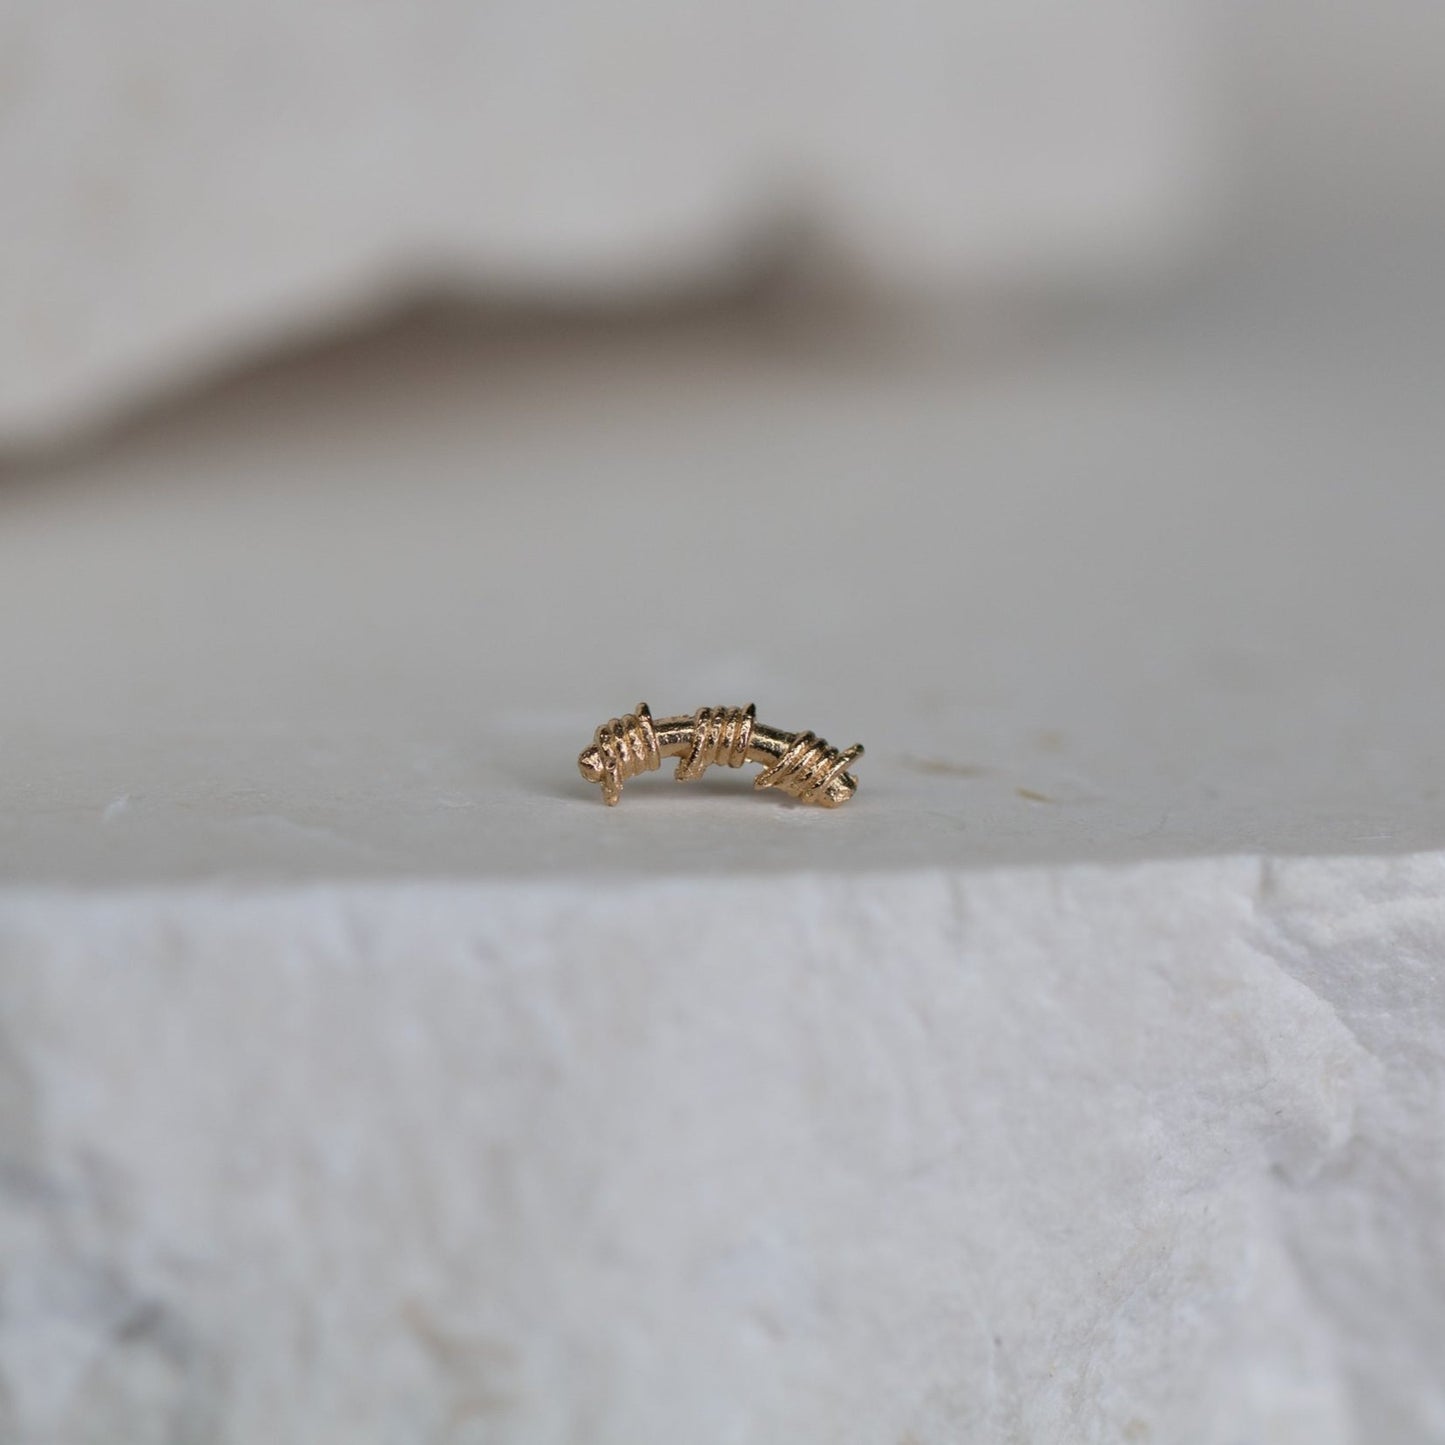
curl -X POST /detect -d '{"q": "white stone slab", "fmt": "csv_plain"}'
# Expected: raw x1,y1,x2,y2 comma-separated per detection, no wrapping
1,217,1444,1438
1,855,1441,1442
2,241,1445,885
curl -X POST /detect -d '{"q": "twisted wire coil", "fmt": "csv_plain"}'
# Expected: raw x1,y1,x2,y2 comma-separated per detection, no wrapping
676,704,755,780
590,703,661,804
754,732,863,805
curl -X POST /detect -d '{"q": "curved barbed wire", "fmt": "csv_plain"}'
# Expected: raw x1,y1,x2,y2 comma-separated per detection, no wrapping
579,702,863,808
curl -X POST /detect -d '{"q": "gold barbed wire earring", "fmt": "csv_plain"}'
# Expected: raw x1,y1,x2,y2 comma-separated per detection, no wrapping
578,704,863,808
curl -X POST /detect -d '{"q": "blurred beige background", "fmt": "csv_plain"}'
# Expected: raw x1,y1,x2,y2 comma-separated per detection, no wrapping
1,0,1214,445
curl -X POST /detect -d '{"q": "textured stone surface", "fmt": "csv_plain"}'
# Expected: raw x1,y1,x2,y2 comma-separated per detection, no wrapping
1,854,1441,1444
0,0,1209,446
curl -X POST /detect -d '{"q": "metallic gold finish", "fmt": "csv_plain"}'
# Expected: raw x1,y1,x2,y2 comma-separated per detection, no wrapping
578,703,864,808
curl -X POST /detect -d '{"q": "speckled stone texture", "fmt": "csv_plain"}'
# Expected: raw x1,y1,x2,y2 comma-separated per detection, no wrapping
1,854,1440,1444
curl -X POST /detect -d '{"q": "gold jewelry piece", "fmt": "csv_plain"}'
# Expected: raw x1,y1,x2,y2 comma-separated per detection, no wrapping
578,703,864,808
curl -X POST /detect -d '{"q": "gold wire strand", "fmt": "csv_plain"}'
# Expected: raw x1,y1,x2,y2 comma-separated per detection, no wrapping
676,704,754,780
